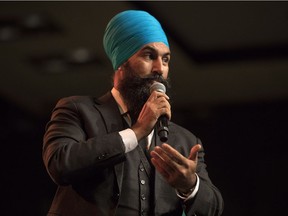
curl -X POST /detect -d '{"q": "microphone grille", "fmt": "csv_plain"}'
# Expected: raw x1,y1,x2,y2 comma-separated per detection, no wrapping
150,82,166,93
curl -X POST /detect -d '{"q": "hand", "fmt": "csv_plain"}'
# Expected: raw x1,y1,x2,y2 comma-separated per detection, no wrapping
150,143,202,192
131,91,171,140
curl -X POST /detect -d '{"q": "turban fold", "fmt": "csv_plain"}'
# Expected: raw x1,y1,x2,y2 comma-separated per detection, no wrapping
103,10,169,70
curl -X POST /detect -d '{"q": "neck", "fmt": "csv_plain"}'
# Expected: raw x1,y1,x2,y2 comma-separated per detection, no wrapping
111,87,128,114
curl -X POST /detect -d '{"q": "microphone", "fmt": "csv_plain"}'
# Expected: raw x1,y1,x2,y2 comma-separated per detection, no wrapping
150,82,169,142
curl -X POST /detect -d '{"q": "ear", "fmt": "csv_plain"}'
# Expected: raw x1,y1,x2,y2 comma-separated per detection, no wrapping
113,66,124,89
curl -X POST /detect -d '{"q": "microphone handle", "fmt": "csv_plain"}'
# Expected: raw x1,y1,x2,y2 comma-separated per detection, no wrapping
157,115,169,142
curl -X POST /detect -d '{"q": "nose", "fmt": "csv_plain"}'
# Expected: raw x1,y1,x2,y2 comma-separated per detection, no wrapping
152,57,164,76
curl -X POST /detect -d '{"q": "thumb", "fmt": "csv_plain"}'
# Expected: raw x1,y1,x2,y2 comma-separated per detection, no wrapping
188,144,202,161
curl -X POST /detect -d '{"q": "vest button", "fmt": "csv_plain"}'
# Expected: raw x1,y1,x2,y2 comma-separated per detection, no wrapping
141,194,146,200
139,167,144,172
140,180,145,185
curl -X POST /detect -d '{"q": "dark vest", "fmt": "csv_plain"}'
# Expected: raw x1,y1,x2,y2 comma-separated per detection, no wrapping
116,136,155,216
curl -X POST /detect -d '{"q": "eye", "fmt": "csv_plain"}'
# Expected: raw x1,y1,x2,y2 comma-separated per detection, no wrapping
162,55,170,64
143,51,154,60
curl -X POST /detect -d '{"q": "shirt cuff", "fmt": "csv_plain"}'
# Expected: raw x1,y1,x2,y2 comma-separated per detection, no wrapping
176,173,200,201
119,128,138,153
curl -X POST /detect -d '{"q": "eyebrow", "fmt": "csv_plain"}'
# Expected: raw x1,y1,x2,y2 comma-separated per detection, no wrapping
141,45,171,56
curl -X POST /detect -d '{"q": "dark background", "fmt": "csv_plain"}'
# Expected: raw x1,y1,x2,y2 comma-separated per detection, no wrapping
1,2,288,216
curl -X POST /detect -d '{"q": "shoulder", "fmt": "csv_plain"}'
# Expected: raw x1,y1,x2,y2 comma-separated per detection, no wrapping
50,96,99,117
167,122,204,158
57,95,95,105
169,121,196,137
57,92,113,105
169,121,200,144
54,95,104,109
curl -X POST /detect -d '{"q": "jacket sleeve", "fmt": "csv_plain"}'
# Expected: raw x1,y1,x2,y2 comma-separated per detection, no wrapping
169,124,224,216
42,96,126,186
184,138,224,216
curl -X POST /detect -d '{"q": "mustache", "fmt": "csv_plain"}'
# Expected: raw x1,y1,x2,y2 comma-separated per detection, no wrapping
141,74,164,82
139,74,170,89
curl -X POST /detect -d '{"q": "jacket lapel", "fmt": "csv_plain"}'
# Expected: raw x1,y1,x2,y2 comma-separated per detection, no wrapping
93,92,124,133
93,92,125,192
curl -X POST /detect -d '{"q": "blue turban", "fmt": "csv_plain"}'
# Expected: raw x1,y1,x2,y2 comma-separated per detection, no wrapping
103,10,169,70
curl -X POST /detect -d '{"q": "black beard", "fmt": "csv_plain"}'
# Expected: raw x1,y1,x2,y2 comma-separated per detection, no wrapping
117,64,171,123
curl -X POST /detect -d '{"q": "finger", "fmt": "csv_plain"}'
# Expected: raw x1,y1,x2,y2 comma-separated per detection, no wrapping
188,144,202,161
152,146,179,171
150,91,170,101
155,91,170,100
150,151,170,178
157,107,171,121
161,143,186,165
146,93,170,114
158,99,171,110
155,99,171,120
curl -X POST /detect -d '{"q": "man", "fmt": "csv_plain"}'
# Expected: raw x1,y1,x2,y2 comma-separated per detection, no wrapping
43,10,224,216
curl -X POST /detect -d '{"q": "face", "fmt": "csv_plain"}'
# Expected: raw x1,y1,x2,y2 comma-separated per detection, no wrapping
126,42,170,79
116,42,171,121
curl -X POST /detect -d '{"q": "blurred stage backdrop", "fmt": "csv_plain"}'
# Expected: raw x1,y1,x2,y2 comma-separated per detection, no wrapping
1,1,288,215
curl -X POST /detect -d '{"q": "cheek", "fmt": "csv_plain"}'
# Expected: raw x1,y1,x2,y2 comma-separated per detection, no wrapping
133,61,152,77
162,67,169,79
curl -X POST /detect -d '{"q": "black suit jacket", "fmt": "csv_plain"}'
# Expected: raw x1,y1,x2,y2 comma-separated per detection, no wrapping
43,92,224,216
